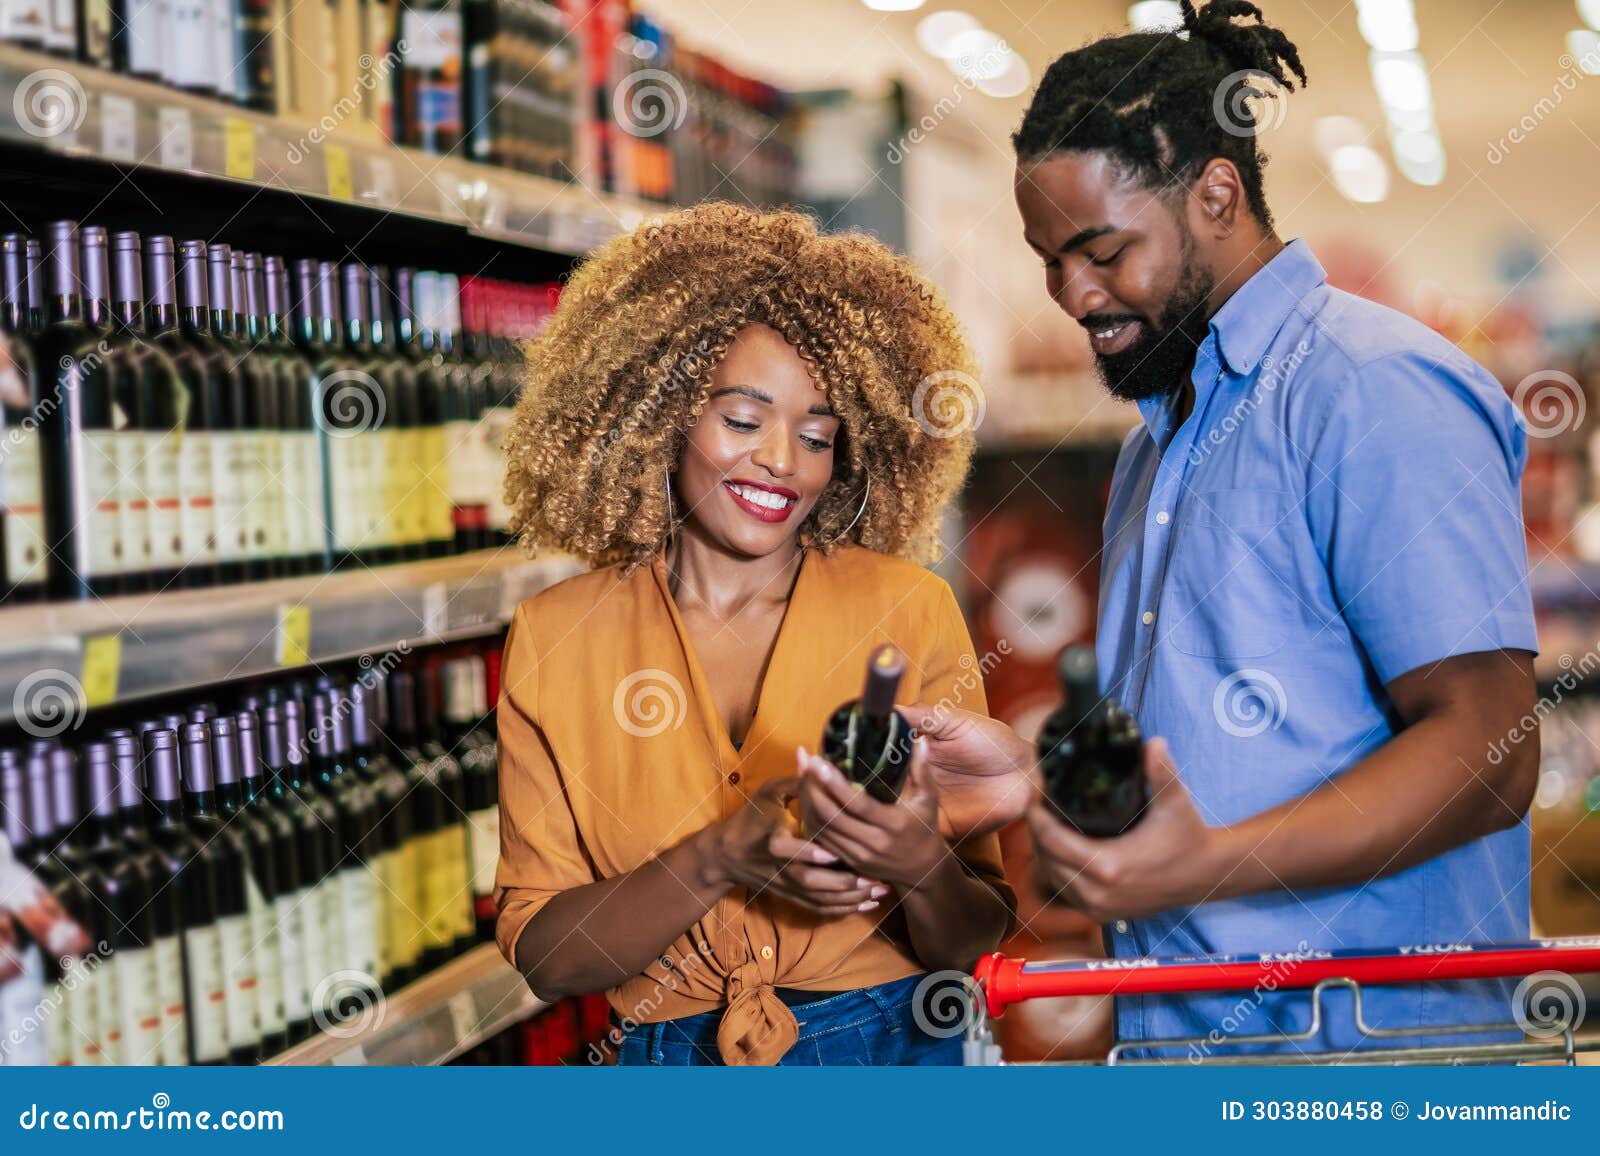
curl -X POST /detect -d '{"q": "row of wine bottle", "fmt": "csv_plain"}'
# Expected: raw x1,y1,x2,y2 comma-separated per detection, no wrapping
0,220,554,603
0,640,503,1065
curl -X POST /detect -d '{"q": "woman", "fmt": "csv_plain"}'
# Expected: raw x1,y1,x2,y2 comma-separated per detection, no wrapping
494,202,1014,1066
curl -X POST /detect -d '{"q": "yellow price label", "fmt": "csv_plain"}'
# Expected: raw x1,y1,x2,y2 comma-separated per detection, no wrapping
277,604,312,667
80,633,122,708
325,144,353,200
223,116,256,180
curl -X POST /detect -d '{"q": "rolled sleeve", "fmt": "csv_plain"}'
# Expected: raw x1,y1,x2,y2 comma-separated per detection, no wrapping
493,606,597,968
1304,351,1539,684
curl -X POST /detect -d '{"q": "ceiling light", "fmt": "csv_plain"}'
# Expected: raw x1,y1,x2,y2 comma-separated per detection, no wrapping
1579,0,1600,31
1329,144,1390,203
1313,115,1370,162
1370,50,1432,112
1391,128,1446,185
916,10,981,57
1355,0,1419,52
977,54,1032,98
863,0,925,10
1128,1,1182,31
1568,28,1600,73
944,28,1011,81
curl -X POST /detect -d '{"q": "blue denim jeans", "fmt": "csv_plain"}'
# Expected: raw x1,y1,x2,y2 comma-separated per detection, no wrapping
616,973,963,1066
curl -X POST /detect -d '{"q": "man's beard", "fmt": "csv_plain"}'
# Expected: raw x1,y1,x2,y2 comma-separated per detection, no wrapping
1089,256,1215,403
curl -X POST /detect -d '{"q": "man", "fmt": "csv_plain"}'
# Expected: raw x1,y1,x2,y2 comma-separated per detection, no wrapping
913,0,1540,1056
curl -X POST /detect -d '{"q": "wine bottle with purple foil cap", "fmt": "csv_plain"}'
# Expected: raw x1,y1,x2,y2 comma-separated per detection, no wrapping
820,644,916,804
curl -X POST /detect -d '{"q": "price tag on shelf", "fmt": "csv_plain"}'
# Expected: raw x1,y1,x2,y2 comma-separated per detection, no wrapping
366,155,397,207
329,1043,367,1066
157,107,193,170
99,94,137,163
446,991,478,1044
324,144,353,200
276,604,312,667
421,580,448,639
223,116,256,181
79,633,122,709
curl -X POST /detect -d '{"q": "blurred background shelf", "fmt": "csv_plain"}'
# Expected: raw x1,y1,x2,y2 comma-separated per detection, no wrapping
0,550,580,724
264,944,546,1067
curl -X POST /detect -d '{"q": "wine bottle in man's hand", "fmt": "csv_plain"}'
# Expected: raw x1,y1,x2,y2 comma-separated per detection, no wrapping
1037,646,1147,837
820,644,916,803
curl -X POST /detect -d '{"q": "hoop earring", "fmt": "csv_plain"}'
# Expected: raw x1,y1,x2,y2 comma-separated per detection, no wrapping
664,474,676,527
837,475,870,540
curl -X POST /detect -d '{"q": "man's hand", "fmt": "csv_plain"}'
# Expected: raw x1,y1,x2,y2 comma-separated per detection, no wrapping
1027,738,1228,923
903,703,1036,840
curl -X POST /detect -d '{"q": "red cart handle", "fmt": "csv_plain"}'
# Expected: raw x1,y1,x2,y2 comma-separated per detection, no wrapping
973,937,1600,1018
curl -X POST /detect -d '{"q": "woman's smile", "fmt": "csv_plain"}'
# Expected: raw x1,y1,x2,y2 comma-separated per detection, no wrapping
723,479,799,523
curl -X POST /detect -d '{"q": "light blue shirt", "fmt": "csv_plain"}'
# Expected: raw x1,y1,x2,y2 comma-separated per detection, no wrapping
1097,239,1538,1056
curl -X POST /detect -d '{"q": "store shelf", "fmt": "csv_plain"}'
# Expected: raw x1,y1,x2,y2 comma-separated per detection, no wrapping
0,549,581,723
265,944,546,1066
0,44,657,255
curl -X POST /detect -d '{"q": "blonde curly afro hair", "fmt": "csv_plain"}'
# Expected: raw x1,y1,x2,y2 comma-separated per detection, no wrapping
504,200,982,571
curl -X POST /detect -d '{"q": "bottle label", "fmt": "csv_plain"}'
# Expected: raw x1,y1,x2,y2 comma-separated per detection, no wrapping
210,431,253,562
395,427,424,548
183,924,227,1063
125,0,163,74
1,944,48,1065
480,406,513,532
298,887,329,1021
155,934,188,1066
0,0,47,42
443,419,475,507
82,0,111,63
276,431,304,560
71,956,105,1065
245,870,286,1038
145,426,184,571
1,425,47,588
167,0,212,89
45,979,77,1065
241,429,273,562
217,912,258,1052
275,889,308,1027
117,429,152,578
365,428,393,548
210,0,240,101
115,944,163,1065
402,8,460,70
80,430,125,578
467,806,500,898
178,428,218,567
374,847,397,979
421,425,452,542
324,434,368,552
93,953,123,1065
298,430,327,557
422,827,463,947
397,839,426,969
317,876,348,991
448,822,474,941
257,430,286,560
339,867,380,980
46,0,73,52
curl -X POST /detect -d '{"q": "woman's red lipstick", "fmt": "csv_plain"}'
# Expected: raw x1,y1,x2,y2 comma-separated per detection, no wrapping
722,478,800,524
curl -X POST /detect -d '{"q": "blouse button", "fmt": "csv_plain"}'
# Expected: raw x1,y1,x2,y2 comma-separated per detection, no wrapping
727,770,742,785
760,945,774,960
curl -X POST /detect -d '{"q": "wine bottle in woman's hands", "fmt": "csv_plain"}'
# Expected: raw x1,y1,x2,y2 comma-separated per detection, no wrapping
1037,646,1147,837
820,645,916,804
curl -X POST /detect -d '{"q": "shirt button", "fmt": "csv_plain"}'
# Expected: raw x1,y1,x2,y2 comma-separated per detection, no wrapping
1155,510,1170,525
727,770,742,785
1141,610,1155,626
760,945,774,960
1114,920,1130,934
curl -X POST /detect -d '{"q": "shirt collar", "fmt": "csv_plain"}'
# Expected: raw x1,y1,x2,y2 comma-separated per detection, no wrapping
1208,238,1326,377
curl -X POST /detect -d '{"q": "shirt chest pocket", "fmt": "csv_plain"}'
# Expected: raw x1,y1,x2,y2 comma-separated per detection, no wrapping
1162,489,1301,659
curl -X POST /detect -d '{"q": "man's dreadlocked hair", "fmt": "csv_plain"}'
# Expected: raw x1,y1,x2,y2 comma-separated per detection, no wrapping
1012,0,1307,229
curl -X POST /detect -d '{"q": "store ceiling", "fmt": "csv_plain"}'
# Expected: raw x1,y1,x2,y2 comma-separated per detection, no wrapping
646,0,1600,309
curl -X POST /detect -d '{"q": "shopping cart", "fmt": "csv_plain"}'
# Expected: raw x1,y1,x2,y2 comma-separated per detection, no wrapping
963,936,1600,1065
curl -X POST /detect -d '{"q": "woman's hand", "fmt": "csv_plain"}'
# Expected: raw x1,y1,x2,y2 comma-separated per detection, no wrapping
794,739,949,892
697,775,889,917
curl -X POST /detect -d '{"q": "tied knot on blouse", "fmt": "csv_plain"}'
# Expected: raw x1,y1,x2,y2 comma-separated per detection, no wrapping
717,960,798,1066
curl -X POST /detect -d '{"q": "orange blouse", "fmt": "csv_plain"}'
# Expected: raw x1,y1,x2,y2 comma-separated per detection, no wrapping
493,545,1015,1064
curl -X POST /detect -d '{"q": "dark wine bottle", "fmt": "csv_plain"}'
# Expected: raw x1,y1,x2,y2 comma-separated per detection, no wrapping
349,675,412,989
205,243,259,583
297,260,361,571
340,263,393,564
237,251,288,578
0,750,51,1065
820,644,915,803
211,714,287,1057
450,655,498,941
267,256,325,575
396,268,453,557
369,265,424,561
1036,646,1147,838
278,694,347,1023
384,668,438,976
418,660,473,955
164,239,231,587
312,688,382,998
39,745,109,1065
0,233,46,603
